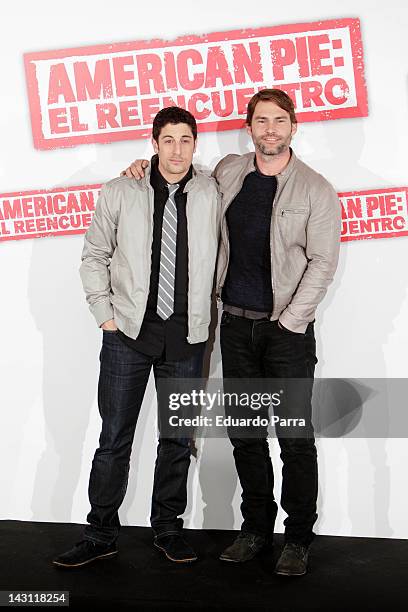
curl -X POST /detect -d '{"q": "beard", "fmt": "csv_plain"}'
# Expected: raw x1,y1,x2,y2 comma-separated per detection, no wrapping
256,135,290,156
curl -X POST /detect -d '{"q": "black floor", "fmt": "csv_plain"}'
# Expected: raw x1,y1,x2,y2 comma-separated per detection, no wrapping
1,521,408,610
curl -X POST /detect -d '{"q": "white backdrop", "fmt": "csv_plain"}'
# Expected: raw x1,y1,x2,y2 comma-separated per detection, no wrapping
1,0,408,539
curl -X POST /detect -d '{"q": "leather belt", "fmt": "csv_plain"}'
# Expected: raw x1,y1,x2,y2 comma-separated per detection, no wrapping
223,304,271,320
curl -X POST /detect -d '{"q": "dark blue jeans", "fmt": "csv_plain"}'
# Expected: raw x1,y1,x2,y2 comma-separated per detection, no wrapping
220,313,318,547
84,330,204,545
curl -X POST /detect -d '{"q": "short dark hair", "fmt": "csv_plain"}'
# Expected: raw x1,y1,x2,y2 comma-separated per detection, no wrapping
246,89,297,126
152,106,197,141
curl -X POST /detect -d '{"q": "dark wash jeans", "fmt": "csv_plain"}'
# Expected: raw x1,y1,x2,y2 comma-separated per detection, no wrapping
84,330,205,545
220,312,318,547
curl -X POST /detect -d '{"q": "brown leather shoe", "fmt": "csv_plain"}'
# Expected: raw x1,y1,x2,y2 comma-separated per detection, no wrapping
219,532,270,562
275,543,309,576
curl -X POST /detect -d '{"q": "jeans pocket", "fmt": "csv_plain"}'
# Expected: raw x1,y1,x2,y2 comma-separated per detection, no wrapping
277,321,303,337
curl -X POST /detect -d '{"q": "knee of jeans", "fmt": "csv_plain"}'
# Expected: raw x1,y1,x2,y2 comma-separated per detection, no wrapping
158,437,191,452
97,429,134,455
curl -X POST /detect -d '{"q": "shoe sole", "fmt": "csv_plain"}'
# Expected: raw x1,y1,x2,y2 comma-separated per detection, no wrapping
275,568,306,576
219,552,258,562
154,541,197,563
52,550,118,568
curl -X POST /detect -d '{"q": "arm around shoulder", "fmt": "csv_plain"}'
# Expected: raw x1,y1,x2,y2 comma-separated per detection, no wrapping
211,153,240,182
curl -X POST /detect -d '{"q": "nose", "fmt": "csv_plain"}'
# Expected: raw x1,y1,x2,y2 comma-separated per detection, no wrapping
173,141,182,156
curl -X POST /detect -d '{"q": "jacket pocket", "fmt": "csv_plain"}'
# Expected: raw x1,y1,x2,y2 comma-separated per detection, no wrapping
279,208,308,216
276,207,309,250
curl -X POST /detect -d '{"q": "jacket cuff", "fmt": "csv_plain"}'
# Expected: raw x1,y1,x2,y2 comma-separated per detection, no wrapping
90,300,114,328
278,310,309,334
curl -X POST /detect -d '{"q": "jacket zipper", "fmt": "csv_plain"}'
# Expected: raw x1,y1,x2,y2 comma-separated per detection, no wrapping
269,174,288,319
280,208,306,215
142,185,155,317
185,190,193,342
269,177,282,317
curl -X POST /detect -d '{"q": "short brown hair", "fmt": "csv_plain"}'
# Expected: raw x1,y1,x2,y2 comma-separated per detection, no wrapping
152,106,197,141
246,89,297,126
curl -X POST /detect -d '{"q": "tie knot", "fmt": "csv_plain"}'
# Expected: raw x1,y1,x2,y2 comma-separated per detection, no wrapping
168,183,179,197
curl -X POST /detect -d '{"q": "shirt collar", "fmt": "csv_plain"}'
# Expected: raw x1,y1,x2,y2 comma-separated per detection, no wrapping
150,154,193,193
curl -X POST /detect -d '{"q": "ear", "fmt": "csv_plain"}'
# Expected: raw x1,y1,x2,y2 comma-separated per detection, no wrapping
152,137,159,154
246,124,252,138
291,122,298,137
193,138,197,154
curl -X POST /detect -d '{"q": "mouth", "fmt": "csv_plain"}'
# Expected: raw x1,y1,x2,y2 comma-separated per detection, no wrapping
263,137,281,143
170,159,183,163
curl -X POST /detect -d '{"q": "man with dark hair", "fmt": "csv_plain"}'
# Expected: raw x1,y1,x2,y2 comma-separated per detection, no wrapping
152,105,198,141
52,107,219,568
123,89,341,576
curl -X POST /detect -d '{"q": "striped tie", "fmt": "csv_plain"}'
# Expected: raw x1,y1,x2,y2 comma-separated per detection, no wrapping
157,183,179,320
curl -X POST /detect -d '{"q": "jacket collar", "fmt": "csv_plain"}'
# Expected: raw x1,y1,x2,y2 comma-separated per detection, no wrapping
278,147,297,178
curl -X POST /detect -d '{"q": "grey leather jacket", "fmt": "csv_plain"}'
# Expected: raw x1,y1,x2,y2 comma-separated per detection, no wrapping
213,150,341,333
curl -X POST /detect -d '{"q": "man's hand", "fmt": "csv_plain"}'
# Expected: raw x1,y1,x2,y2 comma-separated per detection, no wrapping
278,320,300,335
101,319,118,331
120,159,149,179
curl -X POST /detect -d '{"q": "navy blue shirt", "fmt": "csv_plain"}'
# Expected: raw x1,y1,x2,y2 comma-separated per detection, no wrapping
222,169,277,312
